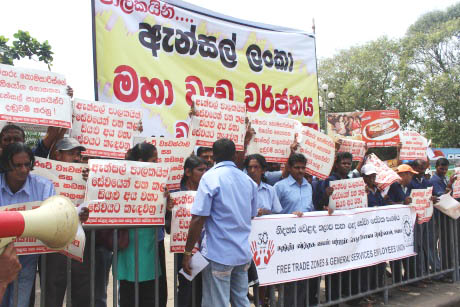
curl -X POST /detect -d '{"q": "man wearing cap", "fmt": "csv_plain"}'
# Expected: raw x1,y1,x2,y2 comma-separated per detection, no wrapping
386,164,418,205
43,137,91,307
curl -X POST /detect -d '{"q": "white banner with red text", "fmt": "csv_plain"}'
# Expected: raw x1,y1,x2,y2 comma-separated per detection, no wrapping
364,154,401,191
338,139,366,162
0,202,86,262
453,168,460,199
85,159,169,226
249,205,416,286
410,187,433,224
399,131,428,161
70,98,141,159
329,178,368,210
0,63,71,128
169,191,197,253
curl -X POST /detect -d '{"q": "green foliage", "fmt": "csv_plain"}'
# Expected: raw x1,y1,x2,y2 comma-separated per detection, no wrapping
0,30,53,69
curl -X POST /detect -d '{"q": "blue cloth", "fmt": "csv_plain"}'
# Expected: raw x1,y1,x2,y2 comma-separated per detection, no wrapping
192,161,258,266
257,181,282,213
367,188,386,207
0,173,55,307
265,170,282,186
407,176,433,194
387,182,408,204
429,173,448,197
32,139,50,158
311,179,323,210
274,175,313,214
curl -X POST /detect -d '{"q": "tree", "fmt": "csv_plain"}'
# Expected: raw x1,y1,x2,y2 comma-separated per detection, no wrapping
402,3,460,147
0,30,53,69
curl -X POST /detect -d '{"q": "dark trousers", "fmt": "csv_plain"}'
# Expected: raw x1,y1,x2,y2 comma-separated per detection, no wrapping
176,253,202,307
94,246,113,307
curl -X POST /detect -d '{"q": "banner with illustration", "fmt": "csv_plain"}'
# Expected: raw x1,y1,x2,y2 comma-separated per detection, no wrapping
92,0,319,138
249,205,416,286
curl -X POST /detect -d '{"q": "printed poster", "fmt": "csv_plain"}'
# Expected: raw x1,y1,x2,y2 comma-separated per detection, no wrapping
361,110,400,147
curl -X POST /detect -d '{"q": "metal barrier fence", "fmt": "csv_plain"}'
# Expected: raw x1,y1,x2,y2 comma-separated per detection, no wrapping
8,211,460,307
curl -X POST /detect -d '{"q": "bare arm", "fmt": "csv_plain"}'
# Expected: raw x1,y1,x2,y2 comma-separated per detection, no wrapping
182,215,207,275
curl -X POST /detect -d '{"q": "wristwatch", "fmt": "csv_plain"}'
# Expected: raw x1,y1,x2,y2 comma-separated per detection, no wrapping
183,251,192,256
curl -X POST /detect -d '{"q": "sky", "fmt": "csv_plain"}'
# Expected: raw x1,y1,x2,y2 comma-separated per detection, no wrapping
2,0,458,101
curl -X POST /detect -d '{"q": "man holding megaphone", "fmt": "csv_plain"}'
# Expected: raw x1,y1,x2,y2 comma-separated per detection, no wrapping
0,142,56,307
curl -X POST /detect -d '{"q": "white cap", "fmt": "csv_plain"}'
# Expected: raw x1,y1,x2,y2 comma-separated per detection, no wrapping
361,164,377,176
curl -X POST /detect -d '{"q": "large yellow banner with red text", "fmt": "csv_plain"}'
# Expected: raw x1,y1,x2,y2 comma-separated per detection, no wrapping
93,0,319,136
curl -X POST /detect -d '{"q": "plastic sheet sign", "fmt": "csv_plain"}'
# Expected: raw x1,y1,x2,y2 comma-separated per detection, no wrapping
32,157,86,206
190,96,246,151
71,98,142,159
453,168,460,199
246,115,302,163
85,160,169,226
249,205,416,286
0,64,72,128
361,110,400,147
410,187,433,224
134,137,196,190
0,202,86,262
298,126,335,179
329,178,368,210
170,191,196,253
364,154,401,191
338,139,366,162
399,131,428,161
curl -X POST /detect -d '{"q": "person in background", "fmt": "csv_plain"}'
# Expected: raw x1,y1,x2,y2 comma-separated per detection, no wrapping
0,142,55,307
0,244,21,303
182,139,258,307
175,155,207,307
196,146,214,170
274,153,318,305
118,142,167,307
43,138,90,307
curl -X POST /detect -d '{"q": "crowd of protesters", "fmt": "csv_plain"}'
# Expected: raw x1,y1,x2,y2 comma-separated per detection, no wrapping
0,87,459,307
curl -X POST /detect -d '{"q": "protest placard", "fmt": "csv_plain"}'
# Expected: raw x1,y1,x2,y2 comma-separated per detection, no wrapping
71,98,142,159
190,96,246,151
338,139,367,162
399,131,428,161
329,178,367,210
246,116,302,163
298,126,335,179
453,168,460,199
327,112,363,141
170,191,197,253
361,110,400,147
134,137,196,190
85,159,169,226
410,187,433,224
0,64,72,128
0,202,86,262
364,154,401,190
32,157,86,206
249,205,416,286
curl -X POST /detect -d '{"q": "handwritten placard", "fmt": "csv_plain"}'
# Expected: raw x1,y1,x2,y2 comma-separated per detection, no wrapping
410,187,433,224
170,191,197,253
71,98,141,158
246,116,302,163
190,96,246,151
85,159,169,226
329,178,368,210
134,137,195,190
338,139,366,162
364,154,401,191
0,64,71,128
399,131,428,161
453,168,460,199
32,157,86,206
298,126,335,179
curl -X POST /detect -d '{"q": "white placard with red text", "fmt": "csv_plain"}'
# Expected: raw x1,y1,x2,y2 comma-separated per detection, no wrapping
85,159,169,226
71,98,141,158
0,64,71,128
338,139,366,162
0,202,86,262
410,187,433,224
453,168,460,199
364,154,401,191
32,157,86,206
298,126,335,179
190,96,246,151
249,205,416,286
134,137,195,190
246,116,302,163
170,191,196,253
329,178,368,210
399,131,428,161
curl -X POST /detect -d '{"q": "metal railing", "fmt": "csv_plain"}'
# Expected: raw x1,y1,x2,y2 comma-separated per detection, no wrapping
7,211,460,307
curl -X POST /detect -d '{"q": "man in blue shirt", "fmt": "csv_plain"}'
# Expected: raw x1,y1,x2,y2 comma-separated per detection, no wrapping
430,158,454,197
183,138,258,307
0,142,55,307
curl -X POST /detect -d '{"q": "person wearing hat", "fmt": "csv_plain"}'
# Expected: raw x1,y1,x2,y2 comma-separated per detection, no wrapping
361,164,386,207
386,164,418,205
43,137,91,307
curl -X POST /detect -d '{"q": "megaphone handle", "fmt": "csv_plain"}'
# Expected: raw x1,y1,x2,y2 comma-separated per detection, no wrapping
0,237,14,254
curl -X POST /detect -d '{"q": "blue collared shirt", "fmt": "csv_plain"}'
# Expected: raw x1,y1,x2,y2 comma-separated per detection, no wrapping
407,176,433,195
191,161,258,266
257,181,282,213
0,173,55,207
274,175,313,214
429,173,448,197
367,187,386,207
387,182,408,203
